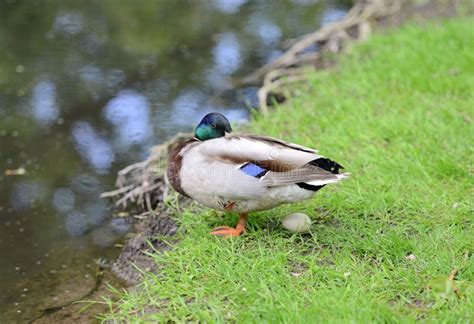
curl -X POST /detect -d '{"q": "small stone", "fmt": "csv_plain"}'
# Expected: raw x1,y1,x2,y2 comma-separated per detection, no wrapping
406,254,416,261
282,213,312,233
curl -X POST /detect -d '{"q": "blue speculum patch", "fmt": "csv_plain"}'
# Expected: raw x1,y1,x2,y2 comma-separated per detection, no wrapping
240,163,267,178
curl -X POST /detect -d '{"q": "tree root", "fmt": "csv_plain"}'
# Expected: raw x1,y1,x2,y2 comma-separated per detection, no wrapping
238,0,403,114
100,132,191,212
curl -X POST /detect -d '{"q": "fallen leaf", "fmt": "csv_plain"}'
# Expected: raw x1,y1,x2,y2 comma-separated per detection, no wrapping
4,167,26,176
291,272,303,277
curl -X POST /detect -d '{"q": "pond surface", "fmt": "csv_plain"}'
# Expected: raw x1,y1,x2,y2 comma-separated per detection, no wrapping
0,0,350,320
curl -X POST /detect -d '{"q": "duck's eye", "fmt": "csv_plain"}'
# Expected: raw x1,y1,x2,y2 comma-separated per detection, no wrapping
211,123,217,128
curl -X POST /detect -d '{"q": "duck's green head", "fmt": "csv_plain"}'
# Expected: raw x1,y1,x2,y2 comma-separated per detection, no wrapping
195,112,232,141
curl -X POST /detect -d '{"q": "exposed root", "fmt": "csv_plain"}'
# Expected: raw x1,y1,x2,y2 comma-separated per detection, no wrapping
238,0,403,114
100,132,191,212
258,75,310,115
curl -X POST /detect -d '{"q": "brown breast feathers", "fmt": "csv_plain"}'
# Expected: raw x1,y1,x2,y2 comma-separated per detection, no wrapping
167,139,196,198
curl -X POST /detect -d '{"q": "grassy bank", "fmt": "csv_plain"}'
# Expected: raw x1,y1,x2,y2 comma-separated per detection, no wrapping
102,17,473,322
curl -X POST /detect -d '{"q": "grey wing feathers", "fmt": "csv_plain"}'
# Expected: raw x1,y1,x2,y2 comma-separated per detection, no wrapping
242,135,317,154
261,164,338,187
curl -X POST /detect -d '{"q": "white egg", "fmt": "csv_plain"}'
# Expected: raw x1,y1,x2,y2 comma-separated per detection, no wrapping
282,213,312,233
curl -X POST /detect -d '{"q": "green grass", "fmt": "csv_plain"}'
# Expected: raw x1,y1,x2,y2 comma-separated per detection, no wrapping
102,17,474,322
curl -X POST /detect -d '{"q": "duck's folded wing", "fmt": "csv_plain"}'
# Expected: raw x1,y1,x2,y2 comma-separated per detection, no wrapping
260,163,343,187
197,135,347,188
197,135,321,169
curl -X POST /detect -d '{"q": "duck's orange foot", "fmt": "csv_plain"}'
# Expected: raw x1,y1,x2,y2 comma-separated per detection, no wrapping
210,213,248,237
210,226,245,237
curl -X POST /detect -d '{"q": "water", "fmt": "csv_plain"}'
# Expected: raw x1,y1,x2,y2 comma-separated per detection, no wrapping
0,0,350,320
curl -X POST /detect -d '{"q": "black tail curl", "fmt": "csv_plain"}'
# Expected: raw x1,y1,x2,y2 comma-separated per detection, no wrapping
296,157,344,191
308,157,343,174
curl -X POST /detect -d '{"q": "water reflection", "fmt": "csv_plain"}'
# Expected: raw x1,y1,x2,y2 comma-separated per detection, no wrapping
92,217,131,247
322,8,348,24
72,121,114,172
0,0,351,320
52,11,84,37
205,66,232,90
248,15,282,46
79,65,126,95
52,188,75,213
65,210,91,236
70,173,105,197
31,79,60,127
213,32,241,74
105,69,126,91
172,89,207,125
79,65,103,86
104,90,152,148
213,0,248,14
11,180,48,211
65,201,107,236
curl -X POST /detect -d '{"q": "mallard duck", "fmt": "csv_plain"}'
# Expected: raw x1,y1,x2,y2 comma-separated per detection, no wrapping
167,112,348,237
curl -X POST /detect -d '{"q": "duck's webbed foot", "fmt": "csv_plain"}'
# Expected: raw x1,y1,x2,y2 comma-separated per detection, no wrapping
211,213,247,237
